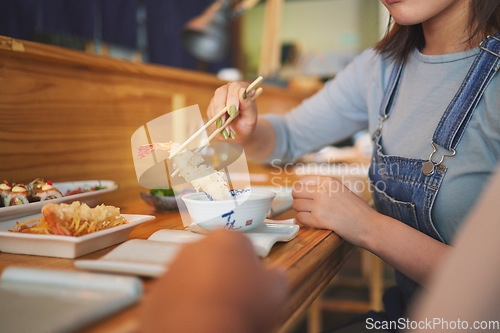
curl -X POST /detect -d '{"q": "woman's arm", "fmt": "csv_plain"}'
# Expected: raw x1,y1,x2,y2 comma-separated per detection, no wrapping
366,212,449,285
292,175,449,286
206,50,378,164
241,118,277,161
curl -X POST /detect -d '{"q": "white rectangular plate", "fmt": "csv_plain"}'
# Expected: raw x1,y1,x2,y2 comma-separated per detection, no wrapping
0,180,118,222
0,214,155,258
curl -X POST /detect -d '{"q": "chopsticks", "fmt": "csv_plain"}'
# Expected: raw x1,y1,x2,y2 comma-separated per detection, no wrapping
169,77,263,177
169,76,263,159
168,106,229,159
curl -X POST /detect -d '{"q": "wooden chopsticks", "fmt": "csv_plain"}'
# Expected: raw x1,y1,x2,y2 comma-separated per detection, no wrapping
169,77,263,177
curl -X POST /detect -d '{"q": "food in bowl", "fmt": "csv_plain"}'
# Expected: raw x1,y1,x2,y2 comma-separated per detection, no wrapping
170,142,231,200
150,187,176,197
141,187,179,211
137,141,231,201
181,189,276,231
10,201,127,236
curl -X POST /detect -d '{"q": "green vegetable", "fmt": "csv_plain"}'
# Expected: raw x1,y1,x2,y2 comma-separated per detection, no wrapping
150,188,175,197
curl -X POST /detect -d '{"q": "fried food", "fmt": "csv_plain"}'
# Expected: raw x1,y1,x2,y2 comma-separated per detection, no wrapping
10,201,127,236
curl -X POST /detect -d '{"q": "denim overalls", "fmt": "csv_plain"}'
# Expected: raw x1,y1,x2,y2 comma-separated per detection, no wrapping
368,33,500,312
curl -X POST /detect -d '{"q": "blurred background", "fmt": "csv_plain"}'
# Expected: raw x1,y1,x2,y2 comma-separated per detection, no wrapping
0,0,389,88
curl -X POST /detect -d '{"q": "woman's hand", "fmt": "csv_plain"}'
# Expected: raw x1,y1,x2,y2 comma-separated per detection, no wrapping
292,175,379,247
207,81,259,144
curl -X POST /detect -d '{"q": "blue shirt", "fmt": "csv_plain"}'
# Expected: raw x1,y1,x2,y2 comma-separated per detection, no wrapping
263,47,500,242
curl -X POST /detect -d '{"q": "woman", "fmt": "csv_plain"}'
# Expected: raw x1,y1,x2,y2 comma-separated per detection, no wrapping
208,0,500,316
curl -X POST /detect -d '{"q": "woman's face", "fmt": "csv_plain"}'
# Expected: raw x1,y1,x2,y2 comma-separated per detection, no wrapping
380,0,469,26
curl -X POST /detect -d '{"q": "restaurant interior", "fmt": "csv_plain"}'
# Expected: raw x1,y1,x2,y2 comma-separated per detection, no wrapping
0,1,397,332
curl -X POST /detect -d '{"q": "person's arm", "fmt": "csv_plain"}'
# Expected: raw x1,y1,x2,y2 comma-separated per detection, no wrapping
365,212,449,285
408,166,500,332
292,175,449,286
206,50,378,164
241,117,276,161
140,229,288,333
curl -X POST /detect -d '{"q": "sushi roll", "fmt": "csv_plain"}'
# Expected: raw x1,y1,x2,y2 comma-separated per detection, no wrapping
7,184,30,206
0,181,12,207
29,179,63,202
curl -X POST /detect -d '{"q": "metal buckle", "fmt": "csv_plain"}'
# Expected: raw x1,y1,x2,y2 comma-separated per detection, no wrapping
371,115,388,141
479,45,500,58
422,142,456,176
479,35,500,58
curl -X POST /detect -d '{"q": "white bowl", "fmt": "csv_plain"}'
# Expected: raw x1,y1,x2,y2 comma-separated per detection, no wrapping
181,189,276,231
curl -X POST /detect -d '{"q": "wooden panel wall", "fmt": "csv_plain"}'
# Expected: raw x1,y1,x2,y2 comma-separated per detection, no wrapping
0,36,311,197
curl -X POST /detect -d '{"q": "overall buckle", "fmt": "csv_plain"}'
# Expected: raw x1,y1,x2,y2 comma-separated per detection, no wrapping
479,35,500,59
422,142,456,176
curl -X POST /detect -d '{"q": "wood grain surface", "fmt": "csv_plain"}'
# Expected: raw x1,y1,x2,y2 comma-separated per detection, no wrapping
0,35,311,194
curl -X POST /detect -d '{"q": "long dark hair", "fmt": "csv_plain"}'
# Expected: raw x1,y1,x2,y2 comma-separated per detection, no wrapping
375,0,500,61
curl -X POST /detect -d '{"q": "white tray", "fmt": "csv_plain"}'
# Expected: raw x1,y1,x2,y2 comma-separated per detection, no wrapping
75,219,299,277
0,180,118,222
0,214,155,258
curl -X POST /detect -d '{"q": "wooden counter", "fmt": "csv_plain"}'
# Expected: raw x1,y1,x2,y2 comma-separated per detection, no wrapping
0,163,353,333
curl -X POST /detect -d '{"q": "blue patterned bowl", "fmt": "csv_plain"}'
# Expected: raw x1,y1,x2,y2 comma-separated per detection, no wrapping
181,189,276,231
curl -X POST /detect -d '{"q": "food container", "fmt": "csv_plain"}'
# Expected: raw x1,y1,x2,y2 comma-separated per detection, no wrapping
181,189,276,231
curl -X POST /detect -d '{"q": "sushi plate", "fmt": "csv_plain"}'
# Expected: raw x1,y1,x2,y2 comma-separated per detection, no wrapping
0,180,118,222
0,213,155,258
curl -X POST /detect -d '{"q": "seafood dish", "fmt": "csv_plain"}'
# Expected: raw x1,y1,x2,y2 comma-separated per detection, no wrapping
10,201,128,236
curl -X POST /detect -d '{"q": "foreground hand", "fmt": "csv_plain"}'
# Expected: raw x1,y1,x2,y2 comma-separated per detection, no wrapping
141,229,288,333
207,81,258,143
292,175,379,247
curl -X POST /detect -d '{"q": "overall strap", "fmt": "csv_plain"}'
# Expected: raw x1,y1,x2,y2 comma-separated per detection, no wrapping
372,60,405,141
379,61,405,118
433,32,500,151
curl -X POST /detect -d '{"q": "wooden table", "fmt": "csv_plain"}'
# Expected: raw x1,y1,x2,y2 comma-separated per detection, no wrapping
0,165,354,333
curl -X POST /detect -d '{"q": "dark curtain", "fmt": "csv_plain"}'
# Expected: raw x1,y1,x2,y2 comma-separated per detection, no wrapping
0,0,39,40
101,0,138,50
0,0,231,73
39,0,96,40
145,0,232,72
